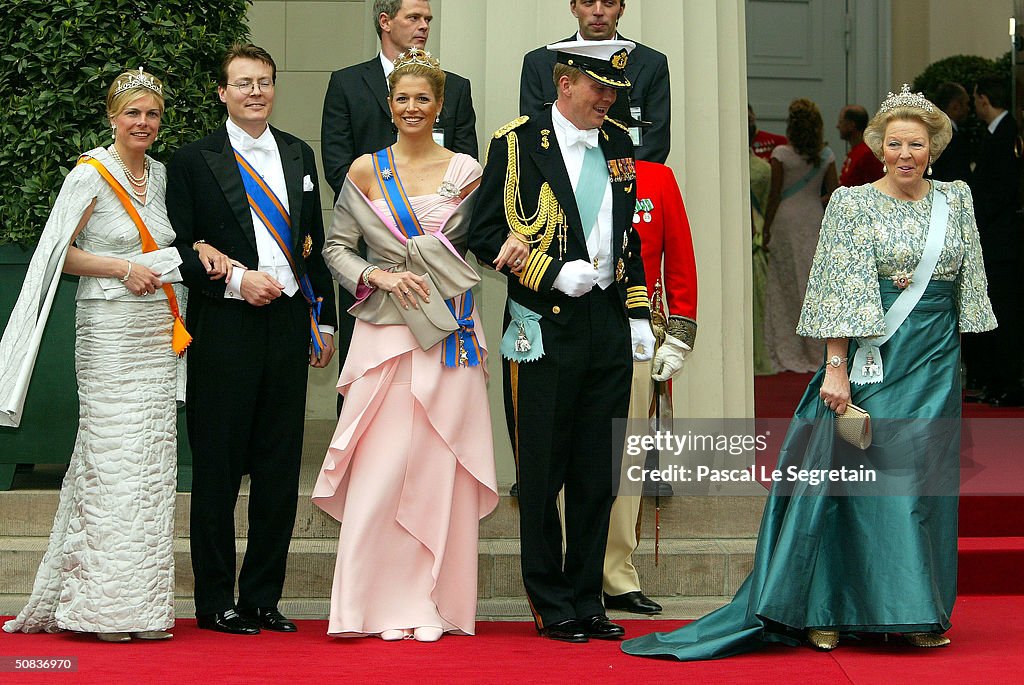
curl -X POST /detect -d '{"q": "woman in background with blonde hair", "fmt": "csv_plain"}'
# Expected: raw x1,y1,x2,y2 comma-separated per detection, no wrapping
762,98,838,373
1,69,185,642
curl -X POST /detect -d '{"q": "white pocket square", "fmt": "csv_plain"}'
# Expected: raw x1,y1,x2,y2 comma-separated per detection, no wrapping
303,175,314,192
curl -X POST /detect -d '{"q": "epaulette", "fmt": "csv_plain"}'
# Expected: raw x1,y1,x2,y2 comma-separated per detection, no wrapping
493,115,530,139
603,117,630,133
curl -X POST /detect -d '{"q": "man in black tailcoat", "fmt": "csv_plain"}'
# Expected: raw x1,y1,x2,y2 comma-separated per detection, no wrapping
167,43,337,635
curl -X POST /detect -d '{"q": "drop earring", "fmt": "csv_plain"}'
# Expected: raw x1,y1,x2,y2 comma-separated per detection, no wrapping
882,163,887,174
927,164,933,176
435,114,440,124
111,125,116,140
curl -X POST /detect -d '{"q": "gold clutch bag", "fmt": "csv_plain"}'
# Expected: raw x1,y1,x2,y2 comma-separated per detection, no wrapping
835,402,871,449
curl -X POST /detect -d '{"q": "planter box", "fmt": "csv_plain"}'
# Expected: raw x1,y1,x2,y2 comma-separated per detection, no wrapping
0,244,193,491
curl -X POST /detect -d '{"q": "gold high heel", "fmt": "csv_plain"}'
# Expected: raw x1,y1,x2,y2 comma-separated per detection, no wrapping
904,632,951,647
807,628,840,650
131,631,173,640
96,632,131,643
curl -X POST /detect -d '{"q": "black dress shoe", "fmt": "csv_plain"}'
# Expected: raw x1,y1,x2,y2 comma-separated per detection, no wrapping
509,482,519,497
239,607,297,632
538,619,588,643
579,614,625,639
196,609,260,635
604,590,663,614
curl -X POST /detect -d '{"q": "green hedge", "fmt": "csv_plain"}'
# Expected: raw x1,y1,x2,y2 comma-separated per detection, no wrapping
0,0,251,247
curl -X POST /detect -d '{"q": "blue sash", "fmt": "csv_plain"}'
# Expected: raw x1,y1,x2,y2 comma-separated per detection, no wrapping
234,149,325,356
780,148,831,201
372,148,481,368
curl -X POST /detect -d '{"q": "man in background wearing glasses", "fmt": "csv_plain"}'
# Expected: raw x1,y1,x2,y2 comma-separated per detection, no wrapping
167,43,337,636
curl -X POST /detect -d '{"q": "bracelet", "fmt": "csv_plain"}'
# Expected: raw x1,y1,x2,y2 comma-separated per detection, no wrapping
119,260,132,283
361,265,380,288
192,239,207,252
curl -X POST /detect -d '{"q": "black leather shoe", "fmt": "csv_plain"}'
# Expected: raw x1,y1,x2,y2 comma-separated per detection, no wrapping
604,591,663,614
196,609,260,635
239,607,297,632
539,619,588,643
509,482,519,497
580,614,625,639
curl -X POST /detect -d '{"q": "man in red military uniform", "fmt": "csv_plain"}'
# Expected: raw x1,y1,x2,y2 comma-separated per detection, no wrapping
604,159,698,614
837,104,883,187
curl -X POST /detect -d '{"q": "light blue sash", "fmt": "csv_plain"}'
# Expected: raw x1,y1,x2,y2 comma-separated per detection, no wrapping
575,145,609,239
849,185,949,385
780,148,831,201
234,149,324,356
372,148,481,368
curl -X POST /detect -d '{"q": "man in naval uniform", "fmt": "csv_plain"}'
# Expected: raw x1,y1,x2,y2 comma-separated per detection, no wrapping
469,39,655,643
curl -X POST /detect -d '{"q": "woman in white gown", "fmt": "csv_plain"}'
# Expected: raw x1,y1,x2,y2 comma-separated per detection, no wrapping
0,70,187,642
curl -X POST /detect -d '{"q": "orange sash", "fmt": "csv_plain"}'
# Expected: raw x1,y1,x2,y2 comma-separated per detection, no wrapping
78,155,191,356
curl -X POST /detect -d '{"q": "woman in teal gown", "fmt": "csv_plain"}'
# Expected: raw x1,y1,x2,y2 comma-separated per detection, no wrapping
623,88,996,660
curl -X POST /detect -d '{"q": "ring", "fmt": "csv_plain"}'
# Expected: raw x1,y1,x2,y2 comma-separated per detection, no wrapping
514,258,523,266
402,289,410,295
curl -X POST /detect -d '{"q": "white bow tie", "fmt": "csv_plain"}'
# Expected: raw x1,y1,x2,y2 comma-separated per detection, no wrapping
238,134,276,154
564,127,599,149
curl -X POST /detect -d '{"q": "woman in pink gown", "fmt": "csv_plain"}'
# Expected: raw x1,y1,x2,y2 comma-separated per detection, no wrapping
314,49,514,643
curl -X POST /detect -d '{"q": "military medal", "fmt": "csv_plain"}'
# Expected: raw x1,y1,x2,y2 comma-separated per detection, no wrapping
514,322,531,353
607,157,636,183
302,234,313,258
634,198,653,224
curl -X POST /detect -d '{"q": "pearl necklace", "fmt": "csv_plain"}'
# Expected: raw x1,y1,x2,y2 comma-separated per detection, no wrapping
108,145,149,197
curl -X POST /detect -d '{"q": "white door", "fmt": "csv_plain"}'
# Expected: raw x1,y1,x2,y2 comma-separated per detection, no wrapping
746,0,891,155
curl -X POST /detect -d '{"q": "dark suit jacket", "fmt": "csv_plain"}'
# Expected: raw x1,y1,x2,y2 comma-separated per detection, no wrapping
969,113,1021,261
468,108,649,324
321,55,478,197
519,34,670,164
931,126,971,183
166,124,337,327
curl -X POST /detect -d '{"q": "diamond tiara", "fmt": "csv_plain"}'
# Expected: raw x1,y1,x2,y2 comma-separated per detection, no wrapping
393,48,441,72
878,84,934,114
112,68,163,97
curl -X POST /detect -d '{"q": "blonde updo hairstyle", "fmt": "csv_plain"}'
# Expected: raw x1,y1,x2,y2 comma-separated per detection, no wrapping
785,98,825,167
863,101,952,164
106,69,165,121
388,48,446,101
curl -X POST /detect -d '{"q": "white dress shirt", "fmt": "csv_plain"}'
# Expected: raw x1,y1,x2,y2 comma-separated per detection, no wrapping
224,118,299,299
551,102,614,288
988,109,1008,134
380,52,395,80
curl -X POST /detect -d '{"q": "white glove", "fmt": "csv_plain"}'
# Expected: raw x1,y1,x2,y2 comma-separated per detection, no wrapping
652,333,691,381
551,260,599,297
630,319,656,361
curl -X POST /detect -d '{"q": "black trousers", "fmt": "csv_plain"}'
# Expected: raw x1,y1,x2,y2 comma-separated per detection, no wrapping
186,294,310,616
503,286,632,628
964,254,1023,394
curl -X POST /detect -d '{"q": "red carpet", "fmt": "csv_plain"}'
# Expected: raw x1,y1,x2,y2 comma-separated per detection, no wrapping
1,598,1022,684
756,372,1024,595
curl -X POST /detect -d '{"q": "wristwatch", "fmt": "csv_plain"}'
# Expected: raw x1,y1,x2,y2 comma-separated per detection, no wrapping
827,355,848,368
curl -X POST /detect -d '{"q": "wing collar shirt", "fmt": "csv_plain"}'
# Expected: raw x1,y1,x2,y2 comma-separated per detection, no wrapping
380,52,395,81
224,117,299,300
551,101,614,288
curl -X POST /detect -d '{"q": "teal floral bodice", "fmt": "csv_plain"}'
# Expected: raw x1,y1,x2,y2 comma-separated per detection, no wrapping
797,180,996,338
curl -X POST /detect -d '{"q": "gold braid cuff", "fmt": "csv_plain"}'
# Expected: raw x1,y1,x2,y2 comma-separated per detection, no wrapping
625,285,650,311
667,315,698,349
519,251,553,291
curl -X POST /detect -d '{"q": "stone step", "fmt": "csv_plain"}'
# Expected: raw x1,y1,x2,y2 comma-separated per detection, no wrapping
0,594,732,623
0,536,755,602
0,489,765,541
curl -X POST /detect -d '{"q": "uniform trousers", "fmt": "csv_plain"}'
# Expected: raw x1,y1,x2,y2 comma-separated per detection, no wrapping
504,285,632,627
187,294,310,616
